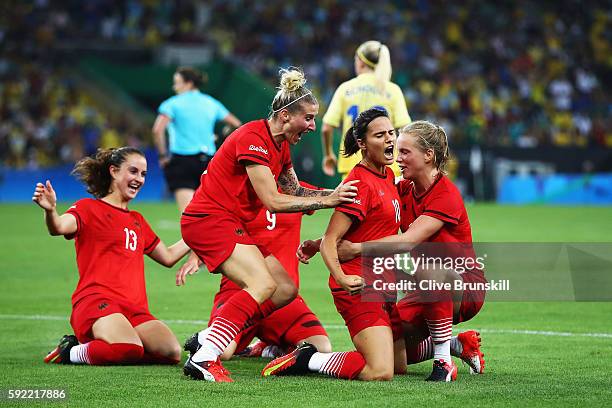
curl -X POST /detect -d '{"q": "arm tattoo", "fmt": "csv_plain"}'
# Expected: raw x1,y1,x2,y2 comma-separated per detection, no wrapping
295,187,333,197
285,200,328,212
279,167,333,197
277,168,299,195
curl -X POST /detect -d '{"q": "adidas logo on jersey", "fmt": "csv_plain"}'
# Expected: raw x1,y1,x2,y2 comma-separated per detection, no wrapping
249,145,268,155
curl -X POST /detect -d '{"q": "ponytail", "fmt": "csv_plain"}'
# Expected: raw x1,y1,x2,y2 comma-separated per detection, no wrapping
342,108,389,158
356,41,392,91
71,147,144,198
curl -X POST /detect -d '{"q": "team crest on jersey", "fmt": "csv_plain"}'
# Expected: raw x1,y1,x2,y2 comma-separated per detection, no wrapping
235,228,244,236
249,145,268,155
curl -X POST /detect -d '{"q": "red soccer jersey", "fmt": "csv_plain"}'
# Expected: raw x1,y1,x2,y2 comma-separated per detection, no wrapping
330,164,401,289
218,209,304,294
184,119,293,222
66,198,160,309
397,174,472,243
217,181,320,293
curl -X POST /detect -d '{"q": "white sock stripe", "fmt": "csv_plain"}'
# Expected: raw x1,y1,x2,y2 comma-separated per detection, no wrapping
335,352,348,377
429,328,453,335
204,333,226,353
81,343,91,364
330,352,346,376
214,318,240,336
323,352,344,376
207,331,230,348
321,352,340,374
426,323,453,327
209,325,234,344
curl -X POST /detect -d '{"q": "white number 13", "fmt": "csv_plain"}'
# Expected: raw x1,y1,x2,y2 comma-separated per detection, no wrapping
123,228,137,251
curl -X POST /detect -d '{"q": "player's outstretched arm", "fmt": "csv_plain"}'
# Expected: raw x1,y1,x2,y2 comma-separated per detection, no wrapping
148,239,191,268
338,215,444,260
320,212,365,295
32,180,77,236
246,163,358,213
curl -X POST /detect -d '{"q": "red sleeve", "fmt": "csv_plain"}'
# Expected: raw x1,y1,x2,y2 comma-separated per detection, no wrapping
64,199,88,240
138,214,160,254
236,131,271,167
423,188,462,225
396,179,411,197
336,179,371,222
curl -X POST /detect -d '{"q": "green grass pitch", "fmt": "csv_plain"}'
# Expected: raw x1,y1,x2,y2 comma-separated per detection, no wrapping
1,203,611,407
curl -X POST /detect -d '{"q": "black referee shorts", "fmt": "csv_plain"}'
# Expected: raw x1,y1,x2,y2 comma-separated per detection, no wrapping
163,153,212,192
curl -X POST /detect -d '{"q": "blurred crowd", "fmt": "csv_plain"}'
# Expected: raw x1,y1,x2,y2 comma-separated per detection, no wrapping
0,53,146,168
1,0,610,167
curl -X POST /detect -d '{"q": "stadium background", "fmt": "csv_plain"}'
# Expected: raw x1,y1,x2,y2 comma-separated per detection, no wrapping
0,1,611,406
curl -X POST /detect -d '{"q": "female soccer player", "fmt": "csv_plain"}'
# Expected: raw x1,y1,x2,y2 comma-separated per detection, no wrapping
177,182,331,360
262,108,405,381
334,121,486,382
321,40,411,178
34,147,190,366
153,66,241,212
180,197,332,361
180,68,357,382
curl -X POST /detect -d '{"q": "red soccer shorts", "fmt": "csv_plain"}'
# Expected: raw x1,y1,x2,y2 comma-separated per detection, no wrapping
331,289,402,340
210,292,327,352
181,212,271,272
396,270,487,327
70,294,157,343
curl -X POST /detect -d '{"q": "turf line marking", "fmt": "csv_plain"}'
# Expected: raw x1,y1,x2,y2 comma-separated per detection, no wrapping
1,314,611,339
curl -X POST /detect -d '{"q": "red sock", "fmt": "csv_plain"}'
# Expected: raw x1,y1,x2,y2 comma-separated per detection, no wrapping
258,299,277,319
406,337,434,364
141,352,180,365
424,300,453,343
194,289,259,361
312,351,366,380
77,341,144,365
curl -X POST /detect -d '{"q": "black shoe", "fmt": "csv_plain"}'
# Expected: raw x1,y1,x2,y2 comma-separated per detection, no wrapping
44,335,78,364
184,332,201,357
425,359,458,382
261,342,317,376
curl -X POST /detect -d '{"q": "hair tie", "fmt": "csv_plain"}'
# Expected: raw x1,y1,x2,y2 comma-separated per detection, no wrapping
273,91,312,113
356,49,376,68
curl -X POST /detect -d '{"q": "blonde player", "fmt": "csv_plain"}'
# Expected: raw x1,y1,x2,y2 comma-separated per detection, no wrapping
322,40,411,178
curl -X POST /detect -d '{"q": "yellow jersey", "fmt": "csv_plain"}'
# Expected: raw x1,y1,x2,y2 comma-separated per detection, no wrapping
323,73,411,175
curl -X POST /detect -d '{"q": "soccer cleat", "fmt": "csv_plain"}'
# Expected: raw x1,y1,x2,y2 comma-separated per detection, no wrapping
457,330,485,374
183,332,201,357
261,342,317,376
183,356,233,382
426,359,458,382
44,334,78,364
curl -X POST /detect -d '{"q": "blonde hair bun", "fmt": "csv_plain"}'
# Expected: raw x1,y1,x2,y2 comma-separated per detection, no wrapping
278,68,307,93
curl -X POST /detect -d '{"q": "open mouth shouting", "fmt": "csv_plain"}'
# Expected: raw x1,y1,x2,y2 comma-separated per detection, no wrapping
384,145,395,161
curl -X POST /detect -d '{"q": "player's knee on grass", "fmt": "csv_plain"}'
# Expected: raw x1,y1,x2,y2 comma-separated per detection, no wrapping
359,364,394,381
145,339,182,363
